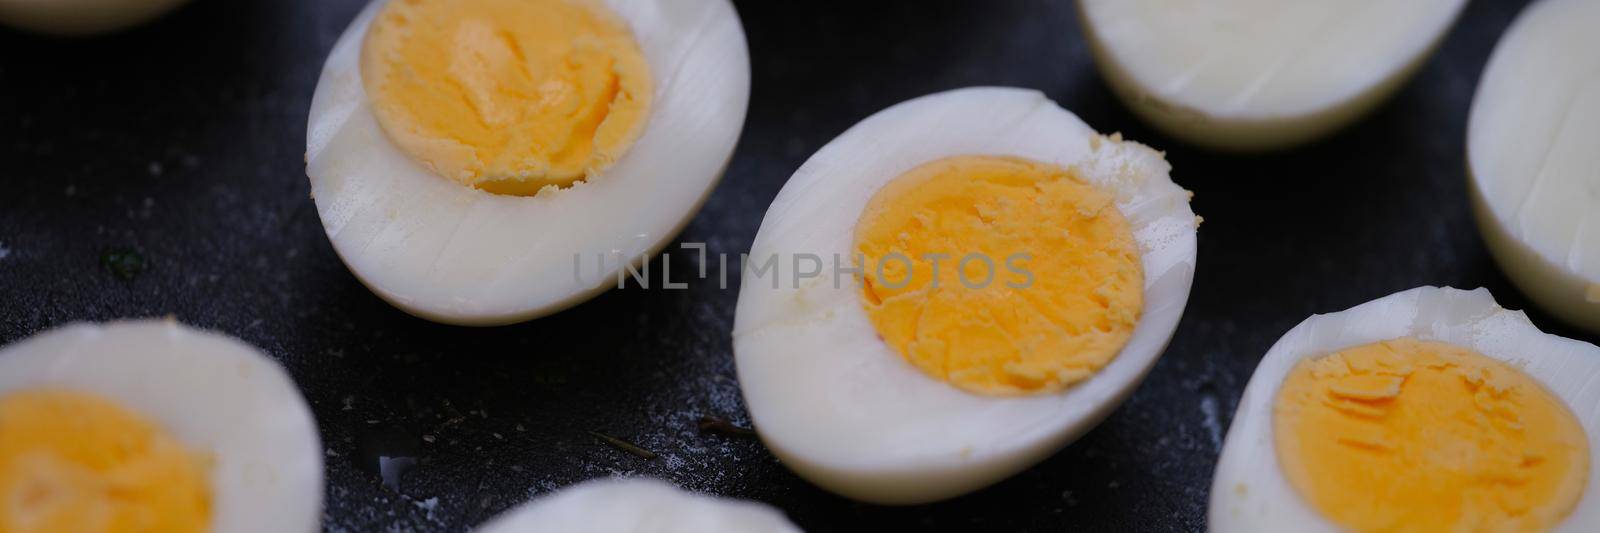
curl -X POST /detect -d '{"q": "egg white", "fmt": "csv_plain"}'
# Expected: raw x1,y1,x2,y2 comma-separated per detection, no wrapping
1209,287,1600,532
0,0,190,35
306,0,750,326
475,478,801,533
1468,0,1600,335
0,320,324,533
1078,0,1466,150
732,87,1198,504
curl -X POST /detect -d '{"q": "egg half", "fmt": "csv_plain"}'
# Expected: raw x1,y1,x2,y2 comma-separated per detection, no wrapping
0,0,190,35
0,320,324,533
1078,0,1466,150
1211,287,1600,532
1468,0,1600,335
475,478,800,533
733,87,1198,504
306,0,750,325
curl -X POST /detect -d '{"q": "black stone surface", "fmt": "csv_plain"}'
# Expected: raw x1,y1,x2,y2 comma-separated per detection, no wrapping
2,1,1590,531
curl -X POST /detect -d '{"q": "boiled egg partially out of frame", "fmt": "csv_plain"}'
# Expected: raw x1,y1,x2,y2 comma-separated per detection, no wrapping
0,320,323,533
0,0,190,35
475,478,800,533
1468,0,1600,334
1078,0,1466,150
734,87,1198,503
1211,287,1600,532
306,0,750,325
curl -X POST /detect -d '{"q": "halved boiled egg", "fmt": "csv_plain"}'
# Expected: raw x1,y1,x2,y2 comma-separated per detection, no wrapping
1211,287,1600,532
1078,0,1466,150
733,87,1199,504
475,478,800,533
1468,0,1600,334
0,0,190,35
0,320,323,533
306,0,750,325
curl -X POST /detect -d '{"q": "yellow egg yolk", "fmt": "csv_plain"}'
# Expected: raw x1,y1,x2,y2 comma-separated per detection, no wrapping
361,0,652,195
853,155,1144,396
1275,338,1589,532
0,390,210,533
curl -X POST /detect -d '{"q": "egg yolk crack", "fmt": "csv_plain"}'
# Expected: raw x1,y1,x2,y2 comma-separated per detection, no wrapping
361,0,652,195
1275,338,1589,532
854,155,1144,396
0,390,211,533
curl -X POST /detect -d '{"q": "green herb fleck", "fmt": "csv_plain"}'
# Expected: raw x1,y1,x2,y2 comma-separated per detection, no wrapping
102,248,146,280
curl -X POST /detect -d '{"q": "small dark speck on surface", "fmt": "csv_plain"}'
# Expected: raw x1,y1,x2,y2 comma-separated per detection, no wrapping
698,415,757,438
589,430,658,460
100,247,146,281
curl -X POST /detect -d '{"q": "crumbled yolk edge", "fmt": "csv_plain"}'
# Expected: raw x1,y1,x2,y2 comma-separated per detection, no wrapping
853,155,1144,396
361,0,652,196
1275,338,1589,532
0,390,211,533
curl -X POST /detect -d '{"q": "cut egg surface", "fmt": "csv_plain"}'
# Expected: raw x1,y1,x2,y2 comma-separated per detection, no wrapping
474,478,802,533
1078,0,1466,150
307,0,750,325
733,87,1198,504
0,320,324,533
1210,287,1600,532
1468,0,1600,334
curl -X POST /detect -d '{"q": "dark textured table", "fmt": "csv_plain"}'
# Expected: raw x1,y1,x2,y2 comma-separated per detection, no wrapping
3,0,1590,531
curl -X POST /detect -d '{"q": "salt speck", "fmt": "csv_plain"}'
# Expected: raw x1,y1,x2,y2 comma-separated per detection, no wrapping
379,456,416,491
0,243,9,260
1199,395,1224,451
342,395,355,411
148,162,163,176
412,497,439,522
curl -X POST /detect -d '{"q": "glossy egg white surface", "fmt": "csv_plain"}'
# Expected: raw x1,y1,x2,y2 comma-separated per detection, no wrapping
0,0,190,35
1209,287,1600,532
1078,0,1466,150
475,478,801,533
733,87,1198,504
0,320,324,533
1468,0,1600,334
306,0,750,326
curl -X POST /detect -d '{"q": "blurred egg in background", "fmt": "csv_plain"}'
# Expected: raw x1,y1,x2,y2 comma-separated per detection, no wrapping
0,0,192,35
